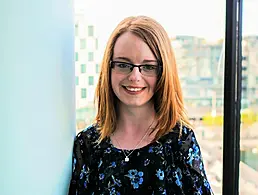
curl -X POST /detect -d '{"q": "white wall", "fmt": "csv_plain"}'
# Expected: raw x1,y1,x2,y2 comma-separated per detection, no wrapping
0,0,75,194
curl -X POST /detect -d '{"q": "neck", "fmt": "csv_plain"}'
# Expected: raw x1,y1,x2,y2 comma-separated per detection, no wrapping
115,101,157,137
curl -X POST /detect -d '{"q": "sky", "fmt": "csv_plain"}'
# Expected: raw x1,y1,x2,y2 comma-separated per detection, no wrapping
75,0,258,50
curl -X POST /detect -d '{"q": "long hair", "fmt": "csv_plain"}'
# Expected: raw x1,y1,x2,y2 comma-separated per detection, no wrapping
95,15,192,142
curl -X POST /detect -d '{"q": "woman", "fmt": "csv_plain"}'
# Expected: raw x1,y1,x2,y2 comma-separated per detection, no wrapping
69,16,213,194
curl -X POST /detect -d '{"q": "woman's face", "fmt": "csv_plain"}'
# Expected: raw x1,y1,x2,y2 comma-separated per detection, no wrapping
111,32,158,108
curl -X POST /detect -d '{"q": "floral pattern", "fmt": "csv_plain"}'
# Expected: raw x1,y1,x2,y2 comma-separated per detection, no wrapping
156,169,165,181
68,124,213,195
126,169,144,189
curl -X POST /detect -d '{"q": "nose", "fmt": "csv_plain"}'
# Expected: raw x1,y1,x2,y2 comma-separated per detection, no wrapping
128,66,141,82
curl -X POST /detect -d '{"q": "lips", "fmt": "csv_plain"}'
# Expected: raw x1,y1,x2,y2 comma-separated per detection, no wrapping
125,87,144,92
122,86,146,93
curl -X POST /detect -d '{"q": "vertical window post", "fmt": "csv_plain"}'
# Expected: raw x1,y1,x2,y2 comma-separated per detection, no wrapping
223,0,242,194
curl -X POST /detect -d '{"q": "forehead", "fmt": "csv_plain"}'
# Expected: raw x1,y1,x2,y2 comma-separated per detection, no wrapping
113,32,156,62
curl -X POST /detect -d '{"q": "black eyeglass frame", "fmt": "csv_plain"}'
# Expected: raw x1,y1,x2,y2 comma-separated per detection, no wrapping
109,60,163,77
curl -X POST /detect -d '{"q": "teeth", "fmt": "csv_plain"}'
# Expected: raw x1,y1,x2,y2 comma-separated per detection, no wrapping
125,87,143,92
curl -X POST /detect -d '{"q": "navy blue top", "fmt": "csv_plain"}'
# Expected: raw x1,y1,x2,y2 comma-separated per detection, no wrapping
68,124,213,195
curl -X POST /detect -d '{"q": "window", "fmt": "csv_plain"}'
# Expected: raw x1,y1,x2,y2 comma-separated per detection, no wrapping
95,38,98,50
81,64,86,73
88,76,94,86
75,76,79,85
74,2,258,194
81,88,87,99
75,24,78,36
80,39,86,49
88,25,94,36
240,2,258,193
75,52,78,61
88,52,94,61
96,64,100,73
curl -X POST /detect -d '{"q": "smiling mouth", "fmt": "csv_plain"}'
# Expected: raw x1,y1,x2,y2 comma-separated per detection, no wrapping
122,86,146,92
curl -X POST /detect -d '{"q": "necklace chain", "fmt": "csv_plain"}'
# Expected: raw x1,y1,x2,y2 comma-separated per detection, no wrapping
112,119,155,162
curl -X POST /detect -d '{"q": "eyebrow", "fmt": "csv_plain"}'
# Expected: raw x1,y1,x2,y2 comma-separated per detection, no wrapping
113,57,158,64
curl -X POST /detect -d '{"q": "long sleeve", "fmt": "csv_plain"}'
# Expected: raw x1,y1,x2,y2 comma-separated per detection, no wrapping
179,129,214,195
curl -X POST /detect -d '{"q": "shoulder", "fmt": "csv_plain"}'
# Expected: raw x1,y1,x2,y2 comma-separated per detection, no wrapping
162,125,200,160
168,124,198,154
74,124,100,149
178,125,197,153
162,124,195,146
72,124,101,167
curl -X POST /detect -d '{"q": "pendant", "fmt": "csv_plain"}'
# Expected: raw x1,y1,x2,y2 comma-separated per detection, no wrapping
125,156,129,162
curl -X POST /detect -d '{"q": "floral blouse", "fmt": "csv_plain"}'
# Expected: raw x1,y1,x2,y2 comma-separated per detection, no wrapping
68,124,213,195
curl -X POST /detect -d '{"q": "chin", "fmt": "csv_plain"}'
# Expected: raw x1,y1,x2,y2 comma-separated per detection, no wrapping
123,100,152,108
117,95,154,108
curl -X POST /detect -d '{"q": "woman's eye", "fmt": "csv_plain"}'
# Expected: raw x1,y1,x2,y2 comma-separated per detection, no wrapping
142,65,156,70
117,63,130,68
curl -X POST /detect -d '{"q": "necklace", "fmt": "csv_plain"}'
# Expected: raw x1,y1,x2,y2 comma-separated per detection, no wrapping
112,120,155,162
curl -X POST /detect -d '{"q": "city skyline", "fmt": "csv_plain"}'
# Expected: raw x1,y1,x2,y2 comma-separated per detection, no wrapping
75,0,258,51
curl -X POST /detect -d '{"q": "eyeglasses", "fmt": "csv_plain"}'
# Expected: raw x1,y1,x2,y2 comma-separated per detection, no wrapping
110,61,161,77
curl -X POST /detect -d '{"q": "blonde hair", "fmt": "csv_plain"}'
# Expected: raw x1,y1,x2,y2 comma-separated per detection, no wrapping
95,16,192,142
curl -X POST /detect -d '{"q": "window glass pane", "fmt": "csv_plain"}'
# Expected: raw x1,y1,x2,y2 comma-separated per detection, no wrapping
81,88,87,98
75,2,226,194
80,39,86,49
88,25,94,36
88,52,94,61
96,64,100,73
81,64,86,73
240,1,258,194
75,52,78,61
75,24,78,36
76,76,79,85
88,76,94,85
95,38,98,50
